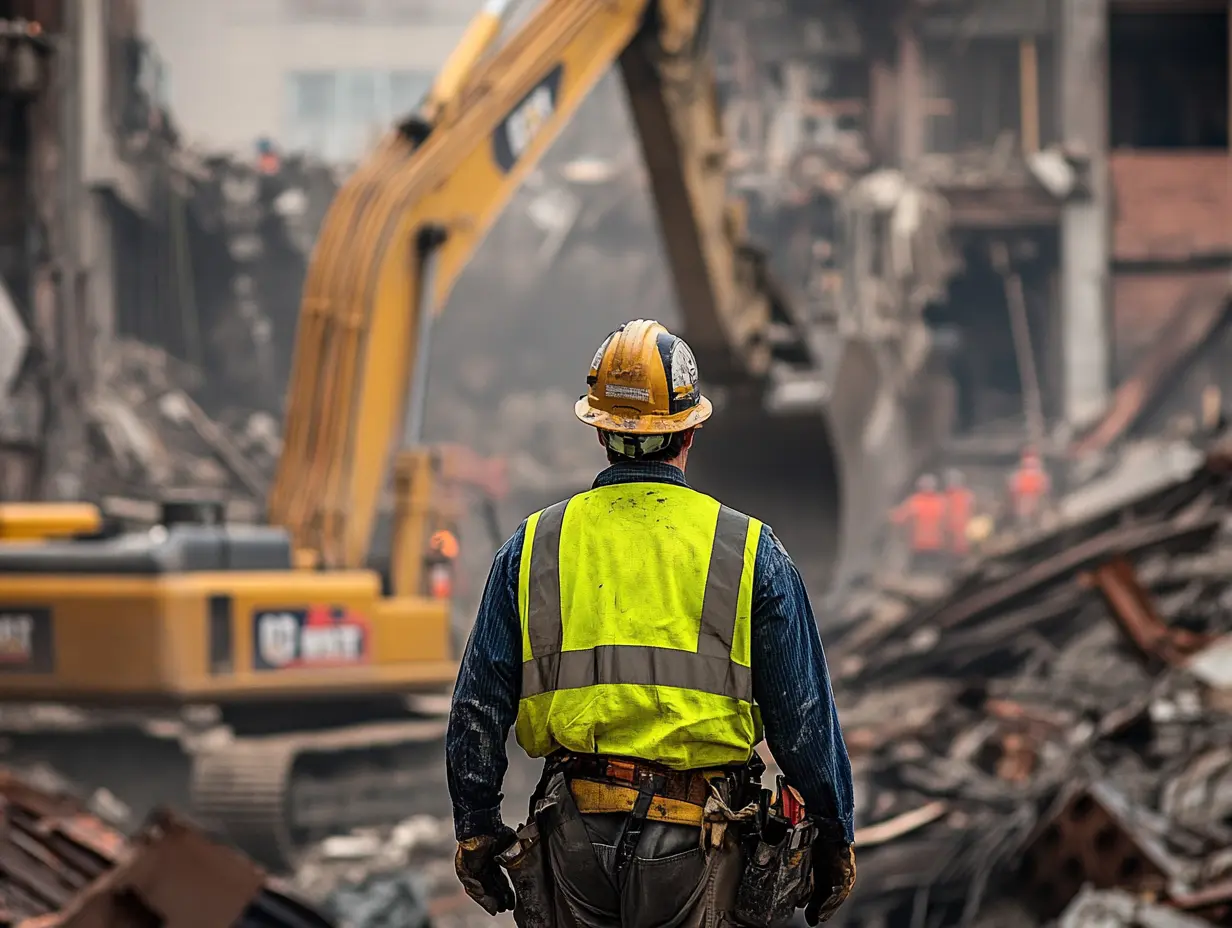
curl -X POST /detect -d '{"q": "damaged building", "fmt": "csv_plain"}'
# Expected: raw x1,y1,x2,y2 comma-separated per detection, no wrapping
712,0,1231,465
0,0,343,505
1,0,174,500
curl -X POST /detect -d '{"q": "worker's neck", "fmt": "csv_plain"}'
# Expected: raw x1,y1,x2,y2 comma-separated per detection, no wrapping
610,454,687,474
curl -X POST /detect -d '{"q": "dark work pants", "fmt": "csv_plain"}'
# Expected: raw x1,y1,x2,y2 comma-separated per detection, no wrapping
539,774,742,928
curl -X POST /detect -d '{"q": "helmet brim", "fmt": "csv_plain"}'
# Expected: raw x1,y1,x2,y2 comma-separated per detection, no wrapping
574,394,713,434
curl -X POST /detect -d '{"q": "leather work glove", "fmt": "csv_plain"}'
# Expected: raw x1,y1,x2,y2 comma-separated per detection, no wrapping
455,825,518,915
805,841,856,925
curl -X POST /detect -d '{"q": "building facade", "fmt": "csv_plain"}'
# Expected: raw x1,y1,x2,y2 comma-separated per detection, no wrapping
142,0,482,159
719,0,1230,446
1,0,176,498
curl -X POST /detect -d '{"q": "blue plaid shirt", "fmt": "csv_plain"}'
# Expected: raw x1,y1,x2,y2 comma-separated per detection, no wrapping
446,461,855,843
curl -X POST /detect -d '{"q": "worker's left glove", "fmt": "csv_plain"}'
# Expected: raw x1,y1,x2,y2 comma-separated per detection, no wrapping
805,838,856,925
455,825,518,915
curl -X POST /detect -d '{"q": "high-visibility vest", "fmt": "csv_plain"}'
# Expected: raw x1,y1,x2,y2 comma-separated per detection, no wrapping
895,493,946,551
515,482,764,770
1010,467,1049,517
945,488,975,554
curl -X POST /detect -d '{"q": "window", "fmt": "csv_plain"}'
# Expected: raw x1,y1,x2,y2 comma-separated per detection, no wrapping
390,71,432,114
1110,9,1228,149
284,70,433,162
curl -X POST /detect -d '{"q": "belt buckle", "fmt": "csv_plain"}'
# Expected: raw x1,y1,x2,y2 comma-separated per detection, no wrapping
606,759,637,784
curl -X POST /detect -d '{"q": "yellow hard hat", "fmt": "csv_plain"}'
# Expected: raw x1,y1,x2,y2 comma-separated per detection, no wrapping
575,319,712,435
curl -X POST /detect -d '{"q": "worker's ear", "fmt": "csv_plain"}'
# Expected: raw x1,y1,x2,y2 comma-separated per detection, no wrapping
680,429,695,451
596,431,607,448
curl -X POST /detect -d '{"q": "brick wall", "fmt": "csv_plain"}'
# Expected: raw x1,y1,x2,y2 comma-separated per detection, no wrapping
1109,151,1232,377
1110,152,1232,262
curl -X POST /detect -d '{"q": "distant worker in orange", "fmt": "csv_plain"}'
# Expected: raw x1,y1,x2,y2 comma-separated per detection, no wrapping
891,474,947,573
255,137,281,175
943,469,976,561
428,528,460,600
1008,449,1051,530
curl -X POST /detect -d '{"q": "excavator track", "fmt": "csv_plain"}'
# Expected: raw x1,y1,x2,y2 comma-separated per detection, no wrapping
192,719,448,871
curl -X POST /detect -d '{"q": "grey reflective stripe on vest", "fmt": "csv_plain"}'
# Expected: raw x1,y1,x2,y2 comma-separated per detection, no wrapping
523,499,754,702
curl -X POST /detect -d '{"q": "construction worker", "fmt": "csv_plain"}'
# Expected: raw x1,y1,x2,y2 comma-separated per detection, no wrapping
1008,448,1051,530
427,528,460,600
943,468,976,562
1201,384,1226,436
890,474,947,573
255,136,280,175
447,320,855,927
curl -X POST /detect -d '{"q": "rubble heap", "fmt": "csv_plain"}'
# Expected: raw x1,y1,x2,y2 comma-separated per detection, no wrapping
292,816,455,928
0,768,335,927
88,338,279,505
828,442,1232,927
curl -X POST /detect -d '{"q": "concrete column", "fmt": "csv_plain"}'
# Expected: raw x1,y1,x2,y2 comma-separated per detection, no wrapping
1059,0,1111,428
77,0,117,384
868,59,896,165
896,18,925,167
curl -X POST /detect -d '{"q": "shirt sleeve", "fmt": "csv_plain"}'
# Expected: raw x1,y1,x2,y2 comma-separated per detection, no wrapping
750,525,856,844
445,521,525,840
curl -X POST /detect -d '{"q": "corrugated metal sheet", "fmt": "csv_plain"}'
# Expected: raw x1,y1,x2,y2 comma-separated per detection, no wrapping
1110,152,1232,263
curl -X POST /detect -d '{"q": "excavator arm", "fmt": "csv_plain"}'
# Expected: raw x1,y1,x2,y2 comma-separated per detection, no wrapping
269,0,819,575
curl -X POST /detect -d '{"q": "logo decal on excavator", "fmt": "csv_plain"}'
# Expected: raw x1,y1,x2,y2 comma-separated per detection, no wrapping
253,606,370,671
0,607,53,673
493,64,563,173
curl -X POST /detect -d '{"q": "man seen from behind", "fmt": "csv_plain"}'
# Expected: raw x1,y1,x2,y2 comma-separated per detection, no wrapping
446,320,856,926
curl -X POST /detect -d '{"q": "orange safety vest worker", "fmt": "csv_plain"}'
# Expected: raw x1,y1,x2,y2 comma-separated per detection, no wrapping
892,491,947,551
945,485,975,556
1009,459,1050,520
428,529,460,599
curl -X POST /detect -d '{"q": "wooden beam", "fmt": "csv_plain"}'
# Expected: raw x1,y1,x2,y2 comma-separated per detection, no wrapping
1019,37,1040,154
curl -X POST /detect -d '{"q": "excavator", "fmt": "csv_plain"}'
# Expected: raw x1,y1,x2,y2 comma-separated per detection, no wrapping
0,0,866,869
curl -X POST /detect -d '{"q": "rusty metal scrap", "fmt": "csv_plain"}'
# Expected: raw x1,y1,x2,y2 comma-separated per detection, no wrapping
0,770,335,928
1084,557,1215,670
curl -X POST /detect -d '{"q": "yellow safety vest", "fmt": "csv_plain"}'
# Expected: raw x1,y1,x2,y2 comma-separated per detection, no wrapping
515,481,764,770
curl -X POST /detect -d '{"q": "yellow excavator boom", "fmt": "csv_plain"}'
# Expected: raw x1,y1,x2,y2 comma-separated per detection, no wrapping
268,0,809,573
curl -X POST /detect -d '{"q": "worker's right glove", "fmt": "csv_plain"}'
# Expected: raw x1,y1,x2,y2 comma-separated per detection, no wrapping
805,839,856,925
454,825,518,915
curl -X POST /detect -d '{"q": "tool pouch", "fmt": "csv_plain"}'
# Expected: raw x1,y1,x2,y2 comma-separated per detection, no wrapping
497,819,556,928
733,818,817,928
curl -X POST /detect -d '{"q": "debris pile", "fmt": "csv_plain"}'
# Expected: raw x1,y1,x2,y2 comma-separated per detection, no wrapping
828,442,1232,927
292,815,501,928
86,338,278,504
0,767,335,927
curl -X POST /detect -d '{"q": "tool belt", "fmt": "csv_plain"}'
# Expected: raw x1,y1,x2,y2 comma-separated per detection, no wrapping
731,777,818,928
555,754,726,825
